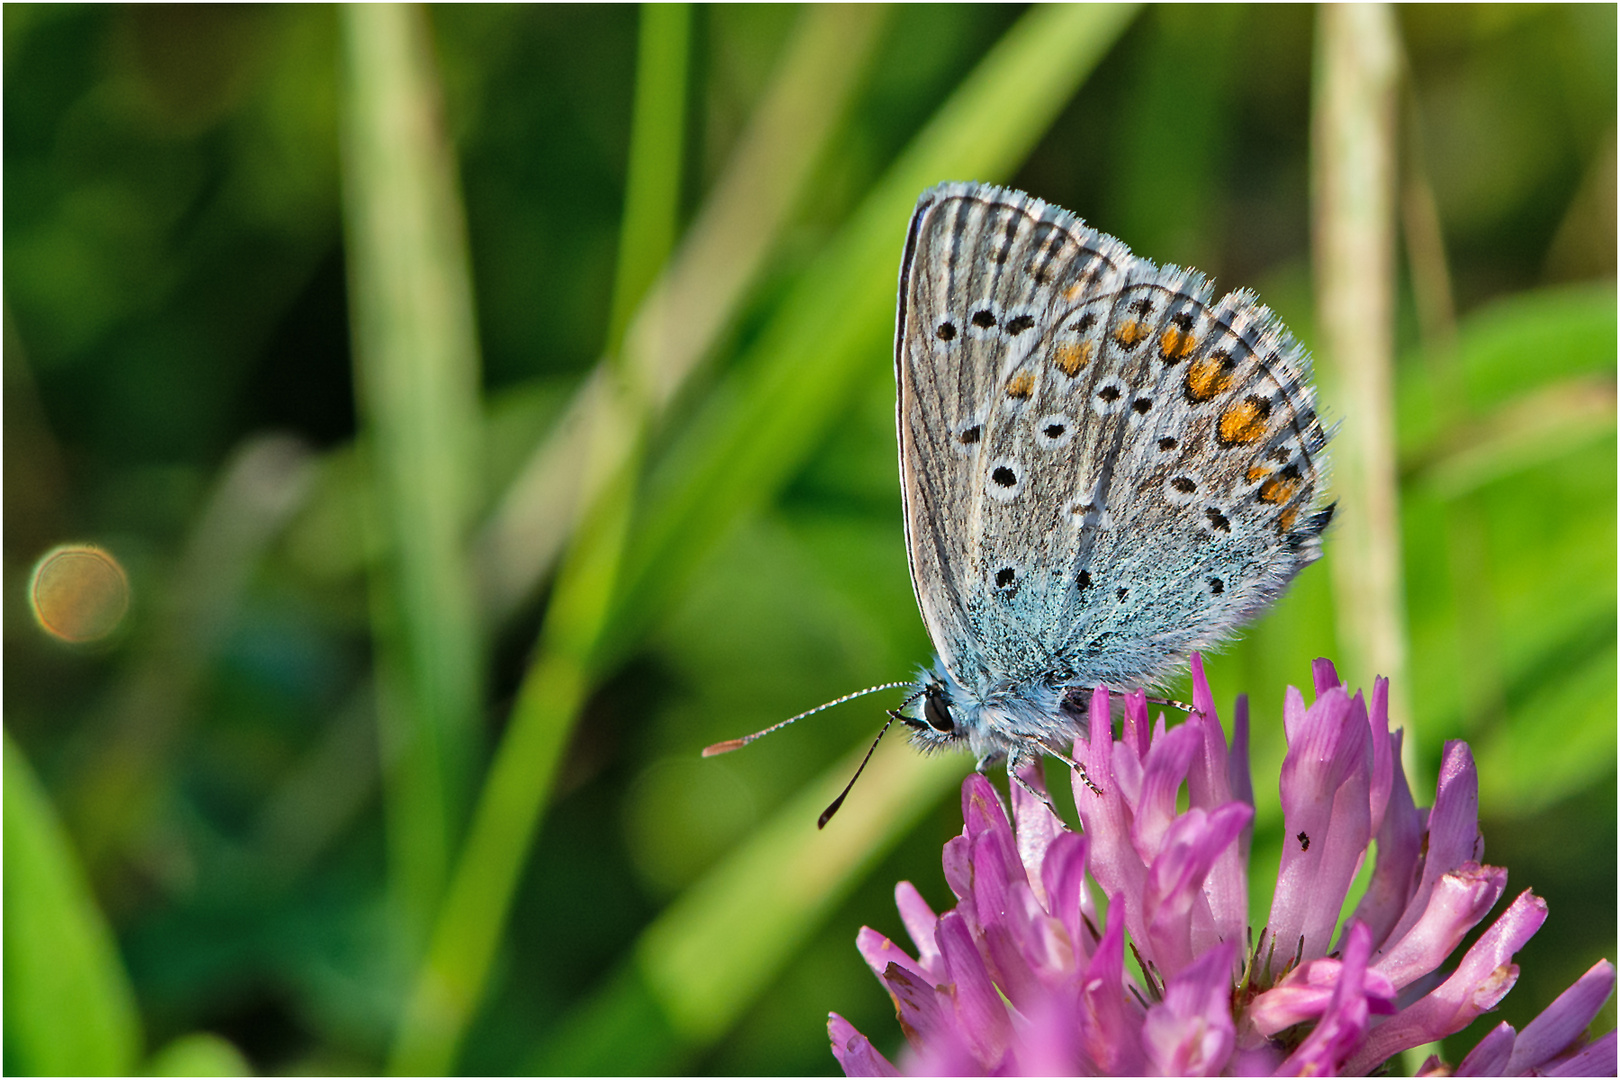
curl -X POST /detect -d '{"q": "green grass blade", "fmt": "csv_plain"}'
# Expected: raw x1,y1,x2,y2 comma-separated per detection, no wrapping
391,475,632,1077
1398,283,1617,468
388,7,692,1073
535,745,963,1072
4,733,141,1076
339,3,487,942
1396,283,1616,808
1310,5,1414,770
609,3,1140,661
1407,372,1614,498
476,5,891,624
635,745,962,1045
606,3,691,358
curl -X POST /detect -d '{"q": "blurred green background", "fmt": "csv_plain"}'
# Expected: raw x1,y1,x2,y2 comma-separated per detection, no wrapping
4,4,1614,1075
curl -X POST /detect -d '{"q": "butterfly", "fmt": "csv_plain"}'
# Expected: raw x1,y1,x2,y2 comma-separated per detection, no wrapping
709,181,1332,824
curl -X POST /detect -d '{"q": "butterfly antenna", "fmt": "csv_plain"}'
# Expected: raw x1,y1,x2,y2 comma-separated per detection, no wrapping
702,681,913,757
818,712,898,829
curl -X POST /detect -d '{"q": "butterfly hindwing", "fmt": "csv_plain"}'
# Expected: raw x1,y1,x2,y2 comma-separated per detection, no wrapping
1053,274,1331,688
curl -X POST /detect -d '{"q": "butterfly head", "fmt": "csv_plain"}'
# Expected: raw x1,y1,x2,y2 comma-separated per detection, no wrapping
898,657,1086,768
897,676,966,752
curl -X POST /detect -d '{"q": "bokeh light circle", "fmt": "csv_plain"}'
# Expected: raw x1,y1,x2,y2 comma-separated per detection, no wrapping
29,544,131,644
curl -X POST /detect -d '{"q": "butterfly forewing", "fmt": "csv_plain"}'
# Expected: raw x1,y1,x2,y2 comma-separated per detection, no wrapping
897,184,1126,690
897,182,1331,701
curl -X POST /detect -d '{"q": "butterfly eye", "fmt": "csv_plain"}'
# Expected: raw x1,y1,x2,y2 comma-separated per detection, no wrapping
922,689,955,734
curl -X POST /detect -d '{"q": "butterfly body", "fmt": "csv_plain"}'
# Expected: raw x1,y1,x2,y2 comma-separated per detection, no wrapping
894,182,1333,772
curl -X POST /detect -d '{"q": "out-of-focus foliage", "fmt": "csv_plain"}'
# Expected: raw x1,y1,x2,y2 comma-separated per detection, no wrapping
4,733,140,1075
3,5,1613,1075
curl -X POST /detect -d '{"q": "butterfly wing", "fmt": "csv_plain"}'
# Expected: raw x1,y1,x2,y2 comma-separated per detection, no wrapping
896,182,1331,697
896,183,1129,693
1048,268,1333,689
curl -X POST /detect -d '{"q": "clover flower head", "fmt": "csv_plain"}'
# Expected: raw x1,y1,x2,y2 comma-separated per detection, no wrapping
830,656,1616,1077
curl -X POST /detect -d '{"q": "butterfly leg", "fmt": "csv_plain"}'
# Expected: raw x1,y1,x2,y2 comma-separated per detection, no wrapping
1006,744,1062,819
1044,743,1102,796
1072,685,1195,716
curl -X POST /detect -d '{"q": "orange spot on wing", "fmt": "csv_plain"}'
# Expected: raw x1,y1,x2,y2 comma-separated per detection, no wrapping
1277,507,1299,531
1259,466,1303,505
1246,465,1271,485
1217,395,1271,445
1115,320,1146,348
1185,351,1235,403
1159,328,1198,361
1053,341,1092,377
1006,372,1035,399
